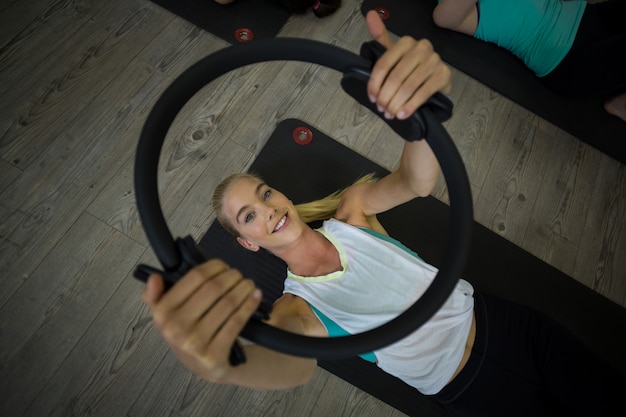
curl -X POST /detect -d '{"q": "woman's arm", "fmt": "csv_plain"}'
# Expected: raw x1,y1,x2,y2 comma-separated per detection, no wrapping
336,12,451,229
432,0,479,35
142,260,320,390
219,294,323,389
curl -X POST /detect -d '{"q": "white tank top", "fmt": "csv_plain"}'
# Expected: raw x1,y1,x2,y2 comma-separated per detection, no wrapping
283,219,474,395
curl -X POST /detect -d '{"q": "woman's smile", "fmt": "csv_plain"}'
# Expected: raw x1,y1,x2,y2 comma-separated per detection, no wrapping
273,213,289,233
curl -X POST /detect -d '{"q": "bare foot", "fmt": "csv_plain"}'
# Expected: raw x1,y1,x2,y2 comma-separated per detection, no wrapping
604,92,626,123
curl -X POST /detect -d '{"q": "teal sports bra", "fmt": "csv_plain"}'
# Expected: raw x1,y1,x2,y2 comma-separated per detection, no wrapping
474,0,586,76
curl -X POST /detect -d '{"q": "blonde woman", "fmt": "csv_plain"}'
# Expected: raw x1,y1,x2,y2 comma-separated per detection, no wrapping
142,10,624,416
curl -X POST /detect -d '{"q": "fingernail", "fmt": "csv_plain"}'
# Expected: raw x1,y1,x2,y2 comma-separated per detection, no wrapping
377,104,384,113
384,111,394,120
253,289,262,300
369,94,376,103
397,110,406,119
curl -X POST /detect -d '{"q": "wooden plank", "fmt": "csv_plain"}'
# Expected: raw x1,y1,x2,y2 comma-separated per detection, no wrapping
211,374,327,417
0,61,166,306
0,208,27,294
0,0,70,47
0,0,114,98
573,158,626,305
474,111,549,243
136,14,228,76
0,0,20,15
127,345,235,417
524,130,598,267
0,157,20,194
0,0,172,169
0,213,144,417
20,250,168,417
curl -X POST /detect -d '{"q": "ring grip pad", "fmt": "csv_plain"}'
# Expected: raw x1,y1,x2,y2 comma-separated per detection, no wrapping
341,41,453,142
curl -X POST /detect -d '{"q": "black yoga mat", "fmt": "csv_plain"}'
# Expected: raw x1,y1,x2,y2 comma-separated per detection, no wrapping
199,119,626,416
361,0,626,164
150,0,291,44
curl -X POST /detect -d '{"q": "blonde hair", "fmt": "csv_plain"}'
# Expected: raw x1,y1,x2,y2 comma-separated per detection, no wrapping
211,172,379,237
294,173,378,223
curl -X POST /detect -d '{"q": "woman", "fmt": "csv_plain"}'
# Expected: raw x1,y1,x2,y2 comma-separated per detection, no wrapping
432,0,626,122
142,11,624,416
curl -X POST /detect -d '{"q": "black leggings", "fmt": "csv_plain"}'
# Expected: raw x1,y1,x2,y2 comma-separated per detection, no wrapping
431,292,626,417
541,0,626,98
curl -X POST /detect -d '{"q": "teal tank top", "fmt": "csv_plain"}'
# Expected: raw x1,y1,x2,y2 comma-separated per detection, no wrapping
474,0,586,76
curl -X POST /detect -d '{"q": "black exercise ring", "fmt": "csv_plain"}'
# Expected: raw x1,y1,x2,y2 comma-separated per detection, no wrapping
135,37,473,360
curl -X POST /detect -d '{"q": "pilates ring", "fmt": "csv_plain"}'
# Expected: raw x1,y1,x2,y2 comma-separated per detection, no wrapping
134,38,473,360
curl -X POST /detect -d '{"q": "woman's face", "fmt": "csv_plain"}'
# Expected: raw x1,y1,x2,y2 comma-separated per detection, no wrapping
222,176,302,252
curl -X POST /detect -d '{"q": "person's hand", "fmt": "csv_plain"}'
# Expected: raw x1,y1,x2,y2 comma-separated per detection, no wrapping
365,10,452,120
142,259,261,382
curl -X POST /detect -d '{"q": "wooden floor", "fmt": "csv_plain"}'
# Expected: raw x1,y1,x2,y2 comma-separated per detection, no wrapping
0,1,624,416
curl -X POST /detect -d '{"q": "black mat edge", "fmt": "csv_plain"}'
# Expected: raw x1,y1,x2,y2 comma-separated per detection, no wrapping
150,0,291,44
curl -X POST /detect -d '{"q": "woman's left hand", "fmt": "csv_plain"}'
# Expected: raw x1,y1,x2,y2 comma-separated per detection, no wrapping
365,10,452,120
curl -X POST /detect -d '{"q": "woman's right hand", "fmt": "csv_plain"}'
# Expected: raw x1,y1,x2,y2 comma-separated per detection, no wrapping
142,259,262,382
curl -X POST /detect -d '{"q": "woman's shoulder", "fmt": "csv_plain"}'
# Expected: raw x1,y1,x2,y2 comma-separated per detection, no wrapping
332,183,389,234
